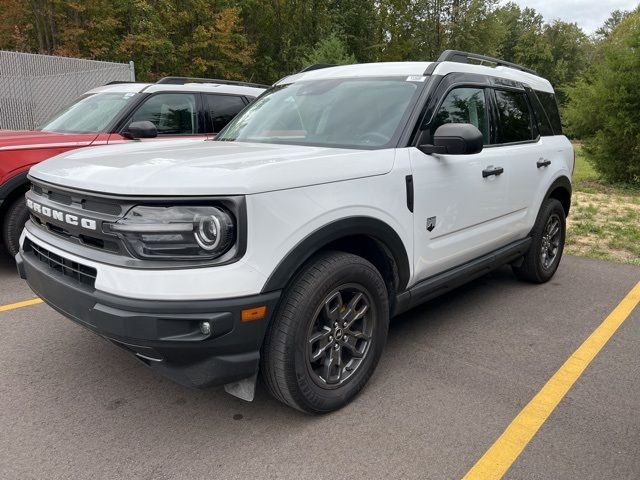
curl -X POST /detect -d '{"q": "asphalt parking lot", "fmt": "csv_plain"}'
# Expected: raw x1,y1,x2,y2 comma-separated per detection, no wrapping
1,252,638,480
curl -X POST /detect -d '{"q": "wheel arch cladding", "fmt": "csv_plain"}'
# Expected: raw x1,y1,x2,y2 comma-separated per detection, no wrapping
261,217,410,298
0,172,30,224
545,176,572,217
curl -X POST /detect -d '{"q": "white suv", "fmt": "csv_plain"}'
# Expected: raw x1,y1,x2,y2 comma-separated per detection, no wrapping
17,51,573,413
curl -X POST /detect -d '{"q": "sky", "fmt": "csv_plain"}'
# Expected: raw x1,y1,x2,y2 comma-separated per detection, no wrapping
504,0,639,33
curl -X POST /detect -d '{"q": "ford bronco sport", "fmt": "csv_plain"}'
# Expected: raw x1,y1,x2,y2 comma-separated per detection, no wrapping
17,51,573,413
0,77,265,257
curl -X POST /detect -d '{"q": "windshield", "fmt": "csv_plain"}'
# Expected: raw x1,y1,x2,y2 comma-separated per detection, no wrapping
216,77,422,148
40,92,138,133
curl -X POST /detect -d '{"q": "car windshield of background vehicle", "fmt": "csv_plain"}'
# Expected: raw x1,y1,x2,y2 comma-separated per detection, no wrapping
40,92,138,134
216,78,422,148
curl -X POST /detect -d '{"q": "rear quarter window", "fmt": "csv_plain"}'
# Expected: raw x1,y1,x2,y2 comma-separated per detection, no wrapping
534,91,562,135
529,92,554,136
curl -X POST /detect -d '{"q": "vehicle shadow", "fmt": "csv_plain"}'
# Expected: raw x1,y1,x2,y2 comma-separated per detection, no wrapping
3,242,521,432
0,245,14,270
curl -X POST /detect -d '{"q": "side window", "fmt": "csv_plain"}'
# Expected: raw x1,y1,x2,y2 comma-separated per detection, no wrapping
535,90,562,135
494,90,535,143
207,94,246,133
431,87,490,144
128,93,197,135
529,92,554,136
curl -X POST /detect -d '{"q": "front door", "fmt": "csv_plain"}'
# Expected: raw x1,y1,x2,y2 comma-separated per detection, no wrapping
409,86,513,282
108,92,205,144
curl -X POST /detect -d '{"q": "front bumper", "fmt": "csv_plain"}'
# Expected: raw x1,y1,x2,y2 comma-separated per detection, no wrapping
16,242,280,389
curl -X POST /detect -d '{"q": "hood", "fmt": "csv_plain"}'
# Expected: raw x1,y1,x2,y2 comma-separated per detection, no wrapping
29,139,395,195
0,129,98,151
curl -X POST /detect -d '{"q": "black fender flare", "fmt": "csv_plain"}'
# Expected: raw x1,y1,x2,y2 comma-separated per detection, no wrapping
0,171,30,202
261,216,411,293
0,171,30,223
543,175,572,216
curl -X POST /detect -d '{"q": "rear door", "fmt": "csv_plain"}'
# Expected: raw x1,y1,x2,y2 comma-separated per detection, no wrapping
488,87,548,239
204,94,248,137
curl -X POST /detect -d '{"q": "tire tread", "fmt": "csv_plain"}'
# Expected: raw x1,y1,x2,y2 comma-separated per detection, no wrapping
261,251,388,413
2,196,29,257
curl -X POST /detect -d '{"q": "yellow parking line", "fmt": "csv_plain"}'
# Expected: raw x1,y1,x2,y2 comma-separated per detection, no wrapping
463,281,640,480
0,298,43,312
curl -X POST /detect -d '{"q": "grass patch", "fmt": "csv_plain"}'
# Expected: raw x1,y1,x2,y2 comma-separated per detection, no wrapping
572,145,640,196
572,145,599,185
565,145,640,265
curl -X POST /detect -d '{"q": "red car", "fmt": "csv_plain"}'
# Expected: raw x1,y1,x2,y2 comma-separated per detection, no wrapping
0,77,266,256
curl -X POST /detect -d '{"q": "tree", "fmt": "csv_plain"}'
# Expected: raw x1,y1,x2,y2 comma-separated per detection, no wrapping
302,33,356,67
492,3,591,104
538,20,590,102
0,0,32,51
0,0,596,92
564,11,640,184
326,0,378,62
595,9,630,40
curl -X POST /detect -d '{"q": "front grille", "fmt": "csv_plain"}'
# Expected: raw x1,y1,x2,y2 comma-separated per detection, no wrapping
28,181,126,256
28,240,97,288
29,214,120,252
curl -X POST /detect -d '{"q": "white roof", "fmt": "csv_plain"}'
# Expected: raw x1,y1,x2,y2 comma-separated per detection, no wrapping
278,60,554,93
87,82,266,97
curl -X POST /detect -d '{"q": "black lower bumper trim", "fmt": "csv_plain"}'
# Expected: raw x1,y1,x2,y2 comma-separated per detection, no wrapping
19,247,281,388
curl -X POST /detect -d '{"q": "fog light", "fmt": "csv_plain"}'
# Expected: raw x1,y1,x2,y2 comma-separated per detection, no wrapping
200,321,212,335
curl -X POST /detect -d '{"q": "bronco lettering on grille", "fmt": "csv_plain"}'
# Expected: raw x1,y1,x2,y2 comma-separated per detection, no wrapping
26,199,97,231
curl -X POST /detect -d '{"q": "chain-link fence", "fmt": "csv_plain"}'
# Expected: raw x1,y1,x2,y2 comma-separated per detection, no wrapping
0,51,135,131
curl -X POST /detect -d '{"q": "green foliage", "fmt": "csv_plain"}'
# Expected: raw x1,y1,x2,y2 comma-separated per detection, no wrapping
0,0,598,87
302,33,356,68
565,11,640,185
3,0,637,186
572,145,599,186
0,0,630,121
595,9,631,40
492,3,591,103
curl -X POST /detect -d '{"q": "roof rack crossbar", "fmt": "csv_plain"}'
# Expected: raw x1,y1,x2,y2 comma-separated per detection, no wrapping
156,76,269,89
299,64,337,73
436,50,538,75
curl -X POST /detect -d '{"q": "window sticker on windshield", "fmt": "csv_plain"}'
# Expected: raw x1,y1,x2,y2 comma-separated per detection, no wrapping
123,93,136,98
406,76,426,82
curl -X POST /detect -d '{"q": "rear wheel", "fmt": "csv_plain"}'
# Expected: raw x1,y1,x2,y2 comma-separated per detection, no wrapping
512,198,566,283
261,251,389,413
2,196,30,257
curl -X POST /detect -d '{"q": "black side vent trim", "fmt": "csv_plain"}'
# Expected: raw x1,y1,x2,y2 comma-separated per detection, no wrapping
405,175,414,213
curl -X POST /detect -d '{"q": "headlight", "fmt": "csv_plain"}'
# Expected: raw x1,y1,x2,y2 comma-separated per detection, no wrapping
107,205,235,260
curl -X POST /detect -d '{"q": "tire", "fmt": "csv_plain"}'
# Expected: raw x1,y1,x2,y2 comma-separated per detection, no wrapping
512,198,566,283
2,196,30,257
261,251,389,414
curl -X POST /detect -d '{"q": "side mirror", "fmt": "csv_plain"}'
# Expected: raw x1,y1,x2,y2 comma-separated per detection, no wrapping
418,123,483,155
122,121,158,140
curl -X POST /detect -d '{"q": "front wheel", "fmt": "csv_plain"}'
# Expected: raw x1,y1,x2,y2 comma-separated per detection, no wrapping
261,251,389,413
2,196,30,257
512,198,566,283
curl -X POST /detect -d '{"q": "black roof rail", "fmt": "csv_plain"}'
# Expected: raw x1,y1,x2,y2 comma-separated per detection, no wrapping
299,64,337,73
106,80,138,85
435,50,538,75
156,76,269,89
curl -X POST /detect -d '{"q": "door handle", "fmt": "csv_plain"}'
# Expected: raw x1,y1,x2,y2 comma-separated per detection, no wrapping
482,166,504,178
537,158,551,168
